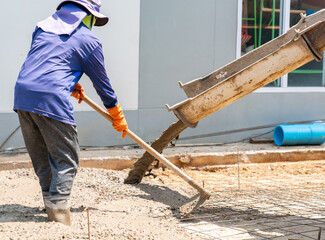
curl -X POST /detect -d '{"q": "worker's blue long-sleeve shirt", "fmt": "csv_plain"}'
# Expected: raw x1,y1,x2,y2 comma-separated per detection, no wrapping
14,23,118,125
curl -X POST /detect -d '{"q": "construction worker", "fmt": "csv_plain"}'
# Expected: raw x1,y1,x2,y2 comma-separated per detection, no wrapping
13,0,128,225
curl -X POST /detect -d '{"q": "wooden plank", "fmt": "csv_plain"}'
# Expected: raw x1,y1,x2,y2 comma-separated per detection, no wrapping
261,8,306,14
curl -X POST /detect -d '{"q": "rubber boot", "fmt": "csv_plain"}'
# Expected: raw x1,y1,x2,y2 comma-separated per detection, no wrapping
45,207,71,226
44,196,71,226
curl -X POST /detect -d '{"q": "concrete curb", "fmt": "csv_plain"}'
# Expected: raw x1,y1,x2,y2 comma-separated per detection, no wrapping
1,147,325,171
166,148,325,167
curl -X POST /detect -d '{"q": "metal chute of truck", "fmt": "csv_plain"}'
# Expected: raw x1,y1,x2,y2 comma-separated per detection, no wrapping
166,10,325,128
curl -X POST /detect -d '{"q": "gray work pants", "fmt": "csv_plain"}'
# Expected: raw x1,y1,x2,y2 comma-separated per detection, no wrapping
17,110,79,203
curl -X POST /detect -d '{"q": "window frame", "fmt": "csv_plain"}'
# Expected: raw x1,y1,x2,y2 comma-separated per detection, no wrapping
237,0,325,92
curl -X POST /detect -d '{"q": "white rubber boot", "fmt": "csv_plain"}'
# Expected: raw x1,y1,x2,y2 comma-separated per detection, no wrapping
45,207,71,226
44,196,71,226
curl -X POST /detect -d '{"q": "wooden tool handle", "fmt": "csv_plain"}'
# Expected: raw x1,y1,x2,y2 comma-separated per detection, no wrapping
82,95,210,197
83,96,114,124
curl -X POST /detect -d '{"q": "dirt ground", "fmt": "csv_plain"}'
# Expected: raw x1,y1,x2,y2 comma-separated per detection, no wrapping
0,167,210,240
1,160,325,239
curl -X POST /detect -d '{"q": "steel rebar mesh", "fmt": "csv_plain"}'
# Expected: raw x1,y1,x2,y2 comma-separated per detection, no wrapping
151,161,325,239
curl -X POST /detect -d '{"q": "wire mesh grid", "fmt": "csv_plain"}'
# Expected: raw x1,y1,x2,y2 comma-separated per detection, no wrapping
152,160,325,240
179,187,325,239
177,172,325,240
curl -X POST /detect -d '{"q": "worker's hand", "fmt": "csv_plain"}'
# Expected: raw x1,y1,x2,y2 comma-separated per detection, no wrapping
71,82,85,104
107,102,128,138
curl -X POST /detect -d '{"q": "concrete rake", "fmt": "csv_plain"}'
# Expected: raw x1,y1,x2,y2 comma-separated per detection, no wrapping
80,94,211,214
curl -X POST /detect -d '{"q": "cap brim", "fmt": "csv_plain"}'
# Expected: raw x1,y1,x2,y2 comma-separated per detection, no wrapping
91,11,109,26
57,0,109,26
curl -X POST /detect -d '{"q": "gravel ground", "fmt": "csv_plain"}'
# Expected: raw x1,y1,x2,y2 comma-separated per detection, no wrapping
2,160,325,239
0,168,209,240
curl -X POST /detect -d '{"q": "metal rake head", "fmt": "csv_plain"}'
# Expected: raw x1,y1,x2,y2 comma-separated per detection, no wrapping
180,191,211,215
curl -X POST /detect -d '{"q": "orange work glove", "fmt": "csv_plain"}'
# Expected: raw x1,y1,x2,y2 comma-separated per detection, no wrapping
107,102,128,138
71,82,85,104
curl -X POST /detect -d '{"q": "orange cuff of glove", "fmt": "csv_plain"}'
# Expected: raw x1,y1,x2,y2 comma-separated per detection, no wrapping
71,82,85,104
107,102,128,138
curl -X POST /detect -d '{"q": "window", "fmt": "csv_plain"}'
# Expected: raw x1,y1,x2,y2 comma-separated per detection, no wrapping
240,0,325,88
288,0,325,87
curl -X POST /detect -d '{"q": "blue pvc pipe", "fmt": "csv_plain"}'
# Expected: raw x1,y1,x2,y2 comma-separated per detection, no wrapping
273,122,325,146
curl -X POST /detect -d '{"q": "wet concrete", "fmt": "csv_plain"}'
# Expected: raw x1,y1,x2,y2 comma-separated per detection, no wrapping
124,120,187,184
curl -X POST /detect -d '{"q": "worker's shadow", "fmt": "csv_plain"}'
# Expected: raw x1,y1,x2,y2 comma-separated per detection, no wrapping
0,204,48,223
0,204,97,223
133,183,192,213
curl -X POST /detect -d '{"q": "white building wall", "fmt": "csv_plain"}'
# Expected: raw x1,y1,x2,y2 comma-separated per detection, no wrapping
0,0,140,112
2,1,325,150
